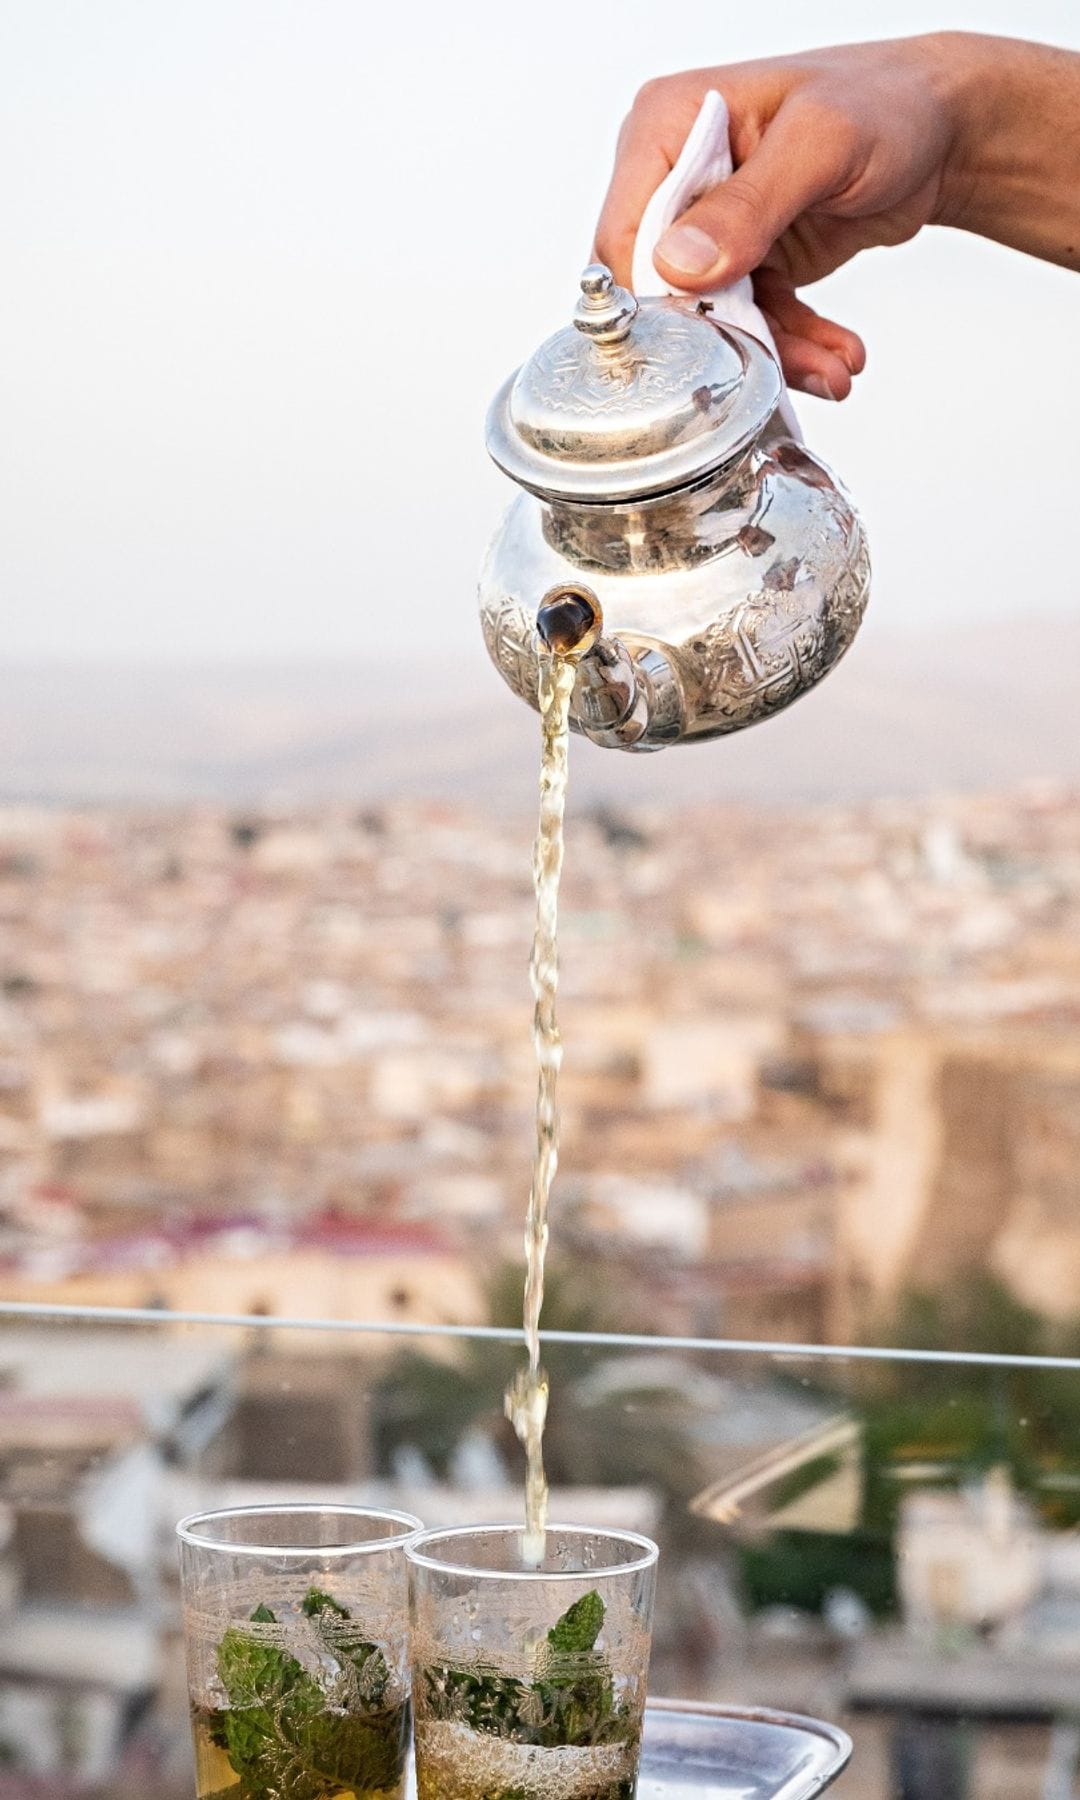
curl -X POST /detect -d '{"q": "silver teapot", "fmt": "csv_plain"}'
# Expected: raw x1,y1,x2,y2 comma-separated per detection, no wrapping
480,265,870,750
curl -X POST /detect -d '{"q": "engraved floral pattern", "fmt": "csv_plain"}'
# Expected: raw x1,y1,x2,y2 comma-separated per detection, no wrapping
522,315,722,420
684,522,870,733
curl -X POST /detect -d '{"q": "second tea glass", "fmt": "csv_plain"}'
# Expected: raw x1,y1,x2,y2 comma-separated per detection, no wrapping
177,1502,422,1800
406,1522,658,1800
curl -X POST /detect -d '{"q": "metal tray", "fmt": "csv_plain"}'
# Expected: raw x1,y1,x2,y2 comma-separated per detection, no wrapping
406,1700,852,1800
637,1699,852,1800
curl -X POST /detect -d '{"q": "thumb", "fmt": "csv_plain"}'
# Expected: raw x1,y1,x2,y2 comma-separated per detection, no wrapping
653,101,846,289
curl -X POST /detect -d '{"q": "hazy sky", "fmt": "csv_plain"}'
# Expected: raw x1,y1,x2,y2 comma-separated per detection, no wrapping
2,0,1078,661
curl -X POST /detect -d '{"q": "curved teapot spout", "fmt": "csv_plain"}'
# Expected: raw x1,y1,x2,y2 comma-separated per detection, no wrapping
535,585,685,752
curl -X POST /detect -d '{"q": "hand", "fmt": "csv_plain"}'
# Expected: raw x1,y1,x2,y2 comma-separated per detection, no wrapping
594,33,1080,402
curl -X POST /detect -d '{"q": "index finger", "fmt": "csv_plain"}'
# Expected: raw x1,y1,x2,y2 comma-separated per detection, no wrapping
593,85,706,286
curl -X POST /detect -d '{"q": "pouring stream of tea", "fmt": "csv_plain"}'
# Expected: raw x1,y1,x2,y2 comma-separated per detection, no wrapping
505,644,578,1565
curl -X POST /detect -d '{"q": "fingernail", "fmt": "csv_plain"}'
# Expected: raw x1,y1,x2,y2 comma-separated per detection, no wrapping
804,374,837,401
655,223,719,275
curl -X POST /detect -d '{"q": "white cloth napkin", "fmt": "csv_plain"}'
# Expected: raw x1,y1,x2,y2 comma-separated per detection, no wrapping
631,88,800,440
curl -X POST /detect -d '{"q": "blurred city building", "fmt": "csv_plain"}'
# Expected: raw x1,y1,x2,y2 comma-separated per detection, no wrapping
0,788,1075,1342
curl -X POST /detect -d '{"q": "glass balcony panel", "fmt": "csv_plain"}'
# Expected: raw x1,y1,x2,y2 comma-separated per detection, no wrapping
1,1305,1079,1798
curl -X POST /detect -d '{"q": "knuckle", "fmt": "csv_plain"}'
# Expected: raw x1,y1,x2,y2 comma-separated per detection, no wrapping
723,174,769,226
791,93,858,151
597,221,633,266
631,74,675,116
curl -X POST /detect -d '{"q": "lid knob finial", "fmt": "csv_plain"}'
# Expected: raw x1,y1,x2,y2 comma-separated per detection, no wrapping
573,263,638,344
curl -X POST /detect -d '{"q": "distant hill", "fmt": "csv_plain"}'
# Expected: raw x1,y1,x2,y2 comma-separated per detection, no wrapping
0,614,1076,812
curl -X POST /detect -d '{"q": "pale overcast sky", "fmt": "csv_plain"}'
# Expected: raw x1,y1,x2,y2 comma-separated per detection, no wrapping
2,0,1078,661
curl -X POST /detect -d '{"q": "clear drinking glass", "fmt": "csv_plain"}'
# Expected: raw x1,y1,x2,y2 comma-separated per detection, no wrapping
177,1503,422,1800
406,1523,658,1800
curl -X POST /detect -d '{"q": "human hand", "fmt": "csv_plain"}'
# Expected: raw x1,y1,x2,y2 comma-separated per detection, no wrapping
594,35,969,401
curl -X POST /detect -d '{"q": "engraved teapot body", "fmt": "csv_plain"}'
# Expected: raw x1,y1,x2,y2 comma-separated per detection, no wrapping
480,266,870,750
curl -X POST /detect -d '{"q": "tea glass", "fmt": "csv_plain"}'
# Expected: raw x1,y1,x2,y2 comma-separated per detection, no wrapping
406,1523,658,1800
177,1502,422,1800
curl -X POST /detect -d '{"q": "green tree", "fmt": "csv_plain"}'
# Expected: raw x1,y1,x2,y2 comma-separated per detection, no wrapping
858,1272,1080,1531
736,1273,1080,1618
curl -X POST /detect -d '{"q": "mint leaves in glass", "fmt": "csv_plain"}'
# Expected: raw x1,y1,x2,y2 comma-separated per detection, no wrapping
406,1524,658,1800
177,1504,421,1800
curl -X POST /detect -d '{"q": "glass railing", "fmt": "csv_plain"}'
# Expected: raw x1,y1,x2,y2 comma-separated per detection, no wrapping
3,1300,1080,1798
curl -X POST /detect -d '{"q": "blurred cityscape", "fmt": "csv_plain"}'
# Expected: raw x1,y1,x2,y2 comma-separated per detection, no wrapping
1,786,1079,1336
1,782,1080,1796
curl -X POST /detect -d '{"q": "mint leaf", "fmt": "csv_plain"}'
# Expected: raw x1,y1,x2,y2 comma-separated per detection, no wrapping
302,1584,391,1706
424,1664,533,1736
536,1589,619,1745
212,1597,405,1799
547,1591,604,1654
216,1603,314,1717
534,1667,623,1747
424,1589,633,1750
214,1610,323,1796
301,1705,409,1793
302,1586,350,1619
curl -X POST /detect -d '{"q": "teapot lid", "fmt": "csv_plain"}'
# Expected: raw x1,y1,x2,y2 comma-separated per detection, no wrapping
485,264,782,504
